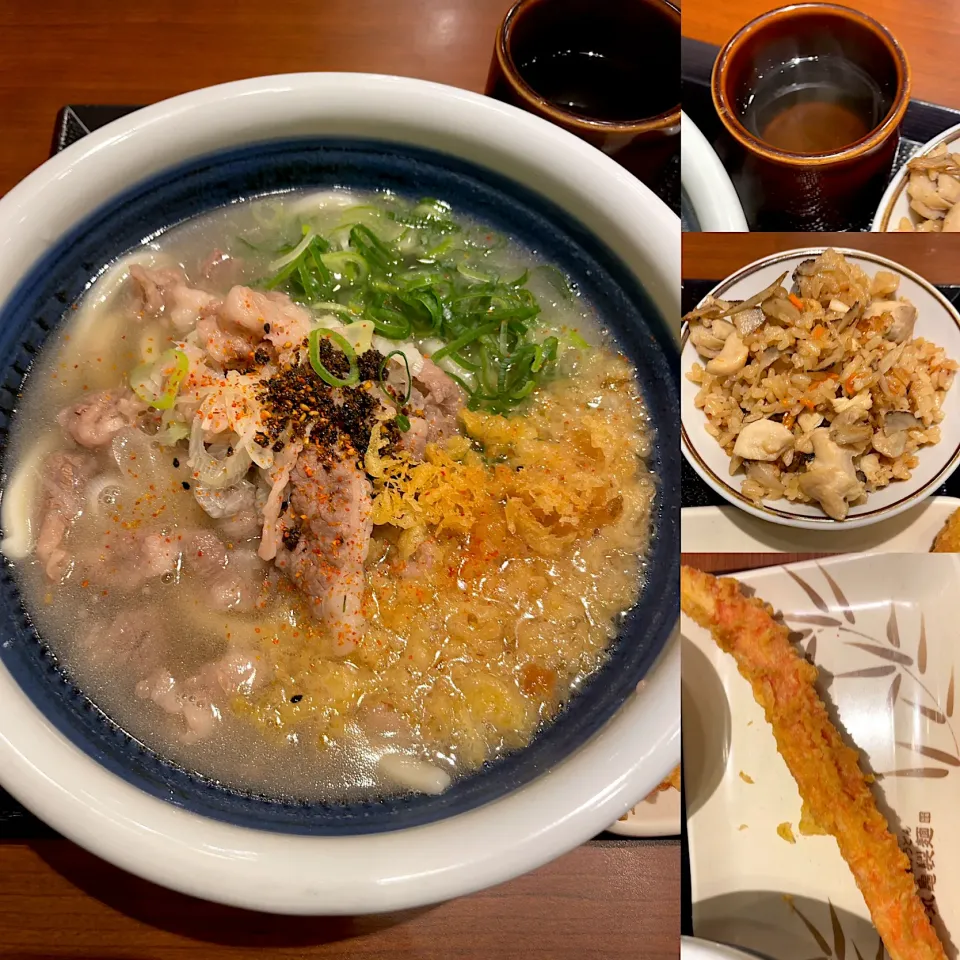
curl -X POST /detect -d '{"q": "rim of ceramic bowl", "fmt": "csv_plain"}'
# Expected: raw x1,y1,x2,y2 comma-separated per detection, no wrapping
679,937,760,960
680,247,960,531
495,0,681,135
680,111,748,231
0,72,680,913
872,119,960,231
711,2,911,168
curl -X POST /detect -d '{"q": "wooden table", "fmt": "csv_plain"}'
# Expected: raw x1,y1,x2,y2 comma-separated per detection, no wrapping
683,231,960,284
0,839,678,959
0,2,678,956
683,0,960,111
0,0,510,201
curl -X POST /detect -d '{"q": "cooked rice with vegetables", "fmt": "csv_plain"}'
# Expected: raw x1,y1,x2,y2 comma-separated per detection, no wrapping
894,142,960,233
684,249,957,520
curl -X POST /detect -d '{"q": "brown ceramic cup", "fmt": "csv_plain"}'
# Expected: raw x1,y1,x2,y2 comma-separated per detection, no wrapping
712,2,910,230
485,0,680,188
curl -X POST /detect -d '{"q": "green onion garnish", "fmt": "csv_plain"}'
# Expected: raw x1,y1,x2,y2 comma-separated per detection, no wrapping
430,321,500,363
396,413,411,432
253,197,570,412
308,328,359,387
378,351,412,405
130,349,189,410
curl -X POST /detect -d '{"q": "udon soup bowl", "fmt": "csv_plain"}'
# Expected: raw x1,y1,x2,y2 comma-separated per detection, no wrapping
0,74,679,914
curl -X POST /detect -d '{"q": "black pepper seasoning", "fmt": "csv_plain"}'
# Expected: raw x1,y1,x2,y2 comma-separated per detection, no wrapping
255,343,397,465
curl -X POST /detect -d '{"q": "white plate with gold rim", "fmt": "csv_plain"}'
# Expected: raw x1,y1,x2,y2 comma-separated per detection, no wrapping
680,498,960,553
683,553,957,957
873,122,960,232
681,249,960,530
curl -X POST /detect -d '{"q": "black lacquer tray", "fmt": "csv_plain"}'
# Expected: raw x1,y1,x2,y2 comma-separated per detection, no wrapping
682,36,960,232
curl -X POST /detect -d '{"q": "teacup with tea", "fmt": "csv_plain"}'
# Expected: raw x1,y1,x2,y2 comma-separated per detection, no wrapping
712,2,910,230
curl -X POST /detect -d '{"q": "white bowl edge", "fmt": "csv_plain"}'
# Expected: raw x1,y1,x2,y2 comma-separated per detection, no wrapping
0,73,681,912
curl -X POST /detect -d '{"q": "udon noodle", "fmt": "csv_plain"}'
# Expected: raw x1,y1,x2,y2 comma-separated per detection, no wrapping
3,191,655,799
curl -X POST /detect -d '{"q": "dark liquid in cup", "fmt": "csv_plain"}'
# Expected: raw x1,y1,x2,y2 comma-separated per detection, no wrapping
742,55,886,154
518,48,675,122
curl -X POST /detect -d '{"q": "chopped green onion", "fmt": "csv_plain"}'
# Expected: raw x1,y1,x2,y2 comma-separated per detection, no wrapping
397,288,443,334
349,224,396,272
367,302,412,339
396,413,411,432
321,251,369,284
250,196,572,413
566,330,590,350
378,351,412,405
535,265,576,300
541,336,560,365
268,228,316,273
308,328,359,387
130,349,189,410
311,301,362,320
456,262,498,284
430,321,500,363
448,349,480,372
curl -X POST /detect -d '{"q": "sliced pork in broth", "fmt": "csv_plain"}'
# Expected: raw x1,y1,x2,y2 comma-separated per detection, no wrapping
3,191,655,800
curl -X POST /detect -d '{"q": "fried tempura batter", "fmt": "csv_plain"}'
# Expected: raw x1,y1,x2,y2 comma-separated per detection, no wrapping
681,565,947,960
931,507,960,552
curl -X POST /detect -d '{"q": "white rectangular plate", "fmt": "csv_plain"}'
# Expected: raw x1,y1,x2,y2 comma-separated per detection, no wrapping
684,553,958,957
681,498,960,553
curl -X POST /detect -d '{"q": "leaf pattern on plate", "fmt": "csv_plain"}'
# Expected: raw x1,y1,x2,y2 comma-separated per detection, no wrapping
783,568,960,780
896,742,960,766
886,606,901,650
786,612,844,627
834,665,897,680
843,642,912,665
829,901,846,959
879,767,949,779
785,569,831,614
819,564,855,624
902,700,947,724
918,613,927,673
786,895,888,960
888,673,902,707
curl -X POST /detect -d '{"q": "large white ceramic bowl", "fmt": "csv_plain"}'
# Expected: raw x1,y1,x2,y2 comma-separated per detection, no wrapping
682,248,960,530
0,74,680,914
680,111,748,233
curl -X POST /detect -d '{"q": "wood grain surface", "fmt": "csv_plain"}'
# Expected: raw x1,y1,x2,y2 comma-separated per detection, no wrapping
0,1,679,956
0,840,679,959
0,0,509,200
682,0,960,110
683,231,960,284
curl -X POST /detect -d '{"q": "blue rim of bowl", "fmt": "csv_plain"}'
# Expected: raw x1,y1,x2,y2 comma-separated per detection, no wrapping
0,137,679,835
